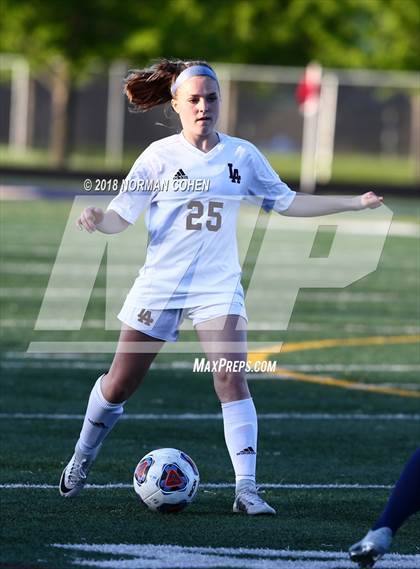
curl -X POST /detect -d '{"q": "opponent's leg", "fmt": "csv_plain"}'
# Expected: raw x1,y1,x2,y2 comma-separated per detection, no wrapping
348,528,393,569
60,326,164,497
349,448,420,567
195,315,275,515
372,447,420,533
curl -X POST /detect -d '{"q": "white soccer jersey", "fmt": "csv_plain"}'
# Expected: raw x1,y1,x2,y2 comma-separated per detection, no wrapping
107,132,296,309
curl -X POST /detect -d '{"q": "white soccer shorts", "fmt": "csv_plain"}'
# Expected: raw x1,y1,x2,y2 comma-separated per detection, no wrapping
117,301,248,342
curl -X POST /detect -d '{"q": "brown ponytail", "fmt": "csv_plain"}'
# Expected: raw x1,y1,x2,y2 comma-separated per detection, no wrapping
124,58,214,112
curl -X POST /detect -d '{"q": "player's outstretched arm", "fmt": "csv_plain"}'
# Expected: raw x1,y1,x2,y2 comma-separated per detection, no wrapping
281,191,383,217
76,207,130,234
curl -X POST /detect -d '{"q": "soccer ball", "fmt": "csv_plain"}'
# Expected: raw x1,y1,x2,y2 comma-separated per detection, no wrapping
133,448,200,513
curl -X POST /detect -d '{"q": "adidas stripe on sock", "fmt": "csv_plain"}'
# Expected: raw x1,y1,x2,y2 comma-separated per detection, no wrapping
76,374,124,455
221,398,258,485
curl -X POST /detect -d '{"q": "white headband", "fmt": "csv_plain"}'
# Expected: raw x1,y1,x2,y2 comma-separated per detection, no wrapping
170,65,218,96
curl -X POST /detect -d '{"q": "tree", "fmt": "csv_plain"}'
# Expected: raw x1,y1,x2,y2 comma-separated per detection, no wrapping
1,0,418,168
0,0,159,167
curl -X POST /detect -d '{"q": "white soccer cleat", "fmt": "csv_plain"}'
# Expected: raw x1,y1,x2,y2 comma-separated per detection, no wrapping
233,482,276,515
349,527,393,568
59,445,101,498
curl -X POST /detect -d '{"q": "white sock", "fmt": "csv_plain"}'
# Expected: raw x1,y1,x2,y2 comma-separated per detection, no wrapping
76,375,124,456
221,398,258,490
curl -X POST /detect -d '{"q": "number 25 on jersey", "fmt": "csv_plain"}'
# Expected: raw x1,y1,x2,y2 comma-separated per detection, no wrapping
186,200,224,232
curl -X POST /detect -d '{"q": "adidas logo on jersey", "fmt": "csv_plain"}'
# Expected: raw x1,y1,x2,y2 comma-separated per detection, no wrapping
236,446,256,455
173,169,188,179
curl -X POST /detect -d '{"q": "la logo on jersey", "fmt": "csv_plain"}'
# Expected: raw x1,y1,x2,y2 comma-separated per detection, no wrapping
228,163,241,183
137,309,154,326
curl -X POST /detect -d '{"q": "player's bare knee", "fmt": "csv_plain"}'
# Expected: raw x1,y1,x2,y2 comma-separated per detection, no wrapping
102,371,140,403
213,371,246,390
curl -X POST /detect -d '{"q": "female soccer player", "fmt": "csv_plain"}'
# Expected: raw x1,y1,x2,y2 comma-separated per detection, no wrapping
59,59,383,514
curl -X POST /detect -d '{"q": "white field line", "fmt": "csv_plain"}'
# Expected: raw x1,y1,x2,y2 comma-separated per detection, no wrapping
0,360,420,380
5,363,417,388
270,364,420,372
2,318,420,335
1,318,419,335
0,263,61,275
1,251,418,270
49,543,420,569
0,256,416,278
0,318,107,328
298,292,417,303
4,351,420,366
251,323,420,334
101,363,420,373
2,360,420,389
1,483,393,490
1,361,109,370
2,359,419,390
262,219,420,238
3,351,109,360
0,360,193,371
0,287,123,298
1,244,58,255
0,412,418,421
0,264,134,276
2,360,420,376
1,354,419,374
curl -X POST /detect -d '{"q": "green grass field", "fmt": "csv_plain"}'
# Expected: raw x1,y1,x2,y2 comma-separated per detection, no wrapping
0,196,419,569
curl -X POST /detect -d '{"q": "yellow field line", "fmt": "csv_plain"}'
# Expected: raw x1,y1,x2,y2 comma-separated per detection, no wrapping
275,367,420,398
250,335,420,357
249,335,420,398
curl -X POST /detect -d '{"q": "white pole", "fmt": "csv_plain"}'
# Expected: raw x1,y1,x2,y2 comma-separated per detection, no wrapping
105,60,127,168
9,58,30,153
300,111,319,193
299,63,322,193
316,73,339,184
216,68,231,134
410,91,420,184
